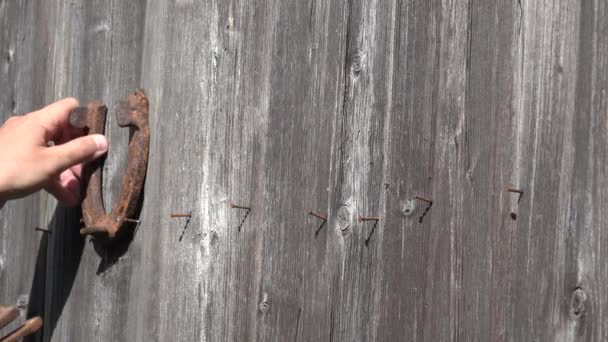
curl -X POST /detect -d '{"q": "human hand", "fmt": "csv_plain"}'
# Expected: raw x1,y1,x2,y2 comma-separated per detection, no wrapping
0,98,108,207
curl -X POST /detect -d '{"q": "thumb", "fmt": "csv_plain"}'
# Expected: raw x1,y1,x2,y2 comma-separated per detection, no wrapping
44,134,108,174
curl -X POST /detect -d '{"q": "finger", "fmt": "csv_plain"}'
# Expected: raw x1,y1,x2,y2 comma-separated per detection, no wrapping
44,171,81,207
70,163,83,180
59,168,80,193
45,182,79,207
30,98,80,139
56,125,85,145
42,134,108,175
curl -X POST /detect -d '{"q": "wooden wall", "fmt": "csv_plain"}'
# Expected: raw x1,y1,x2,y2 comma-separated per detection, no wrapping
1,0,607,341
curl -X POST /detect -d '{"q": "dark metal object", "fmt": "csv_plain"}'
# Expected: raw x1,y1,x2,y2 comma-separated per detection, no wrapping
358,216,380,222
414,195,434,223
230,203,251,210
307,210,327,221
177,215,192,242
414,196,433,204
34,227,52,234
230,203,251,232
170,213,192,218
359,215,380,246
69,89,150,240
308,210,327,237
507,187,524,204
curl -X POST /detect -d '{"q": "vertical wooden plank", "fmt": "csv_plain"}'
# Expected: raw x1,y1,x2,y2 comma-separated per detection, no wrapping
458,1,517,341
583,2,608,339
324,0,471,341
41,1,148,341
137,0,349,340
375,0,470,340
134,1,218,340
509,0,582,340
553,0,608,340
326,0,398,340
247,1,348,340
0,2,57,340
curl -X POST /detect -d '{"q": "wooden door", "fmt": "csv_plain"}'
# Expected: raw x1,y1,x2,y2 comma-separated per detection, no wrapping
0,1,606,341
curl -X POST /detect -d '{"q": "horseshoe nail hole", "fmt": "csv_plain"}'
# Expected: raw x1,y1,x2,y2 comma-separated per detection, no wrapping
510,213,517,220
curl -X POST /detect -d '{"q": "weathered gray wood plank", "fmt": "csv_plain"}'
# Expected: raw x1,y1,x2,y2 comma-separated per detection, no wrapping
138,1,349,341
0,1,58,340
38,1,148,341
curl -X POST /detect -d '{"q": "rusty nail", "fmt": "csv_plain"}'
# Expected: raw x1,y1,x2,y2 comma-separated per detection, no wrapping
34,227,51,234
308,210,327,221
414,196,433,204
359,216,380,222
170,213,192,218
507,188,524,194
230,203,251,210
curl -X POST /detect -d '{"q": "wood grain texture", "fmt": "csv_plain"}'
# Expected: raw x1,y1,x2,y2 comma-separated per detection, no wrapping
1,0,607,341
0,1,58,340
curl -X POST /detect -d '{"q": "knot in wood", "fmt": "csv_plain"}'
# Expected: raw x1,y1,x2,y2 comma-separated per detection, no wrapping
570,287,587,318
259,301,270,313
16,295,29,309
351,50,364,75
337,205,351,232
401,199,416,217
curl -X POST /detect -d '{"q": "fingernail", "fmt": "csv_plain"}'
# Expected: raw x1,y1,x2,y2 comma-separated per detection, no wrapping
91,134,108,151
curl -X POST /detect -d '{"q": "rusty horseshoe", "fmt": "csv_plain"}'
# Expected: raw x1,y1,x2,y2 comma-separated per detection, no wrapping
69,89,150,240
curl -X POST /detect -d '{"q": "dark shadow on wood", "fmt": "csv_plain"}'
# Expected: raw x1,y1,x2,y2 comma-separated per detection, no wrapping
178,216,192,242
24,233,47,342
26,180,145,339
314,220,326,238
235,209,251,232
92,182,144,274
92,223,136,275
26,206,85,342
418,202,433,223
364,221,379,247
